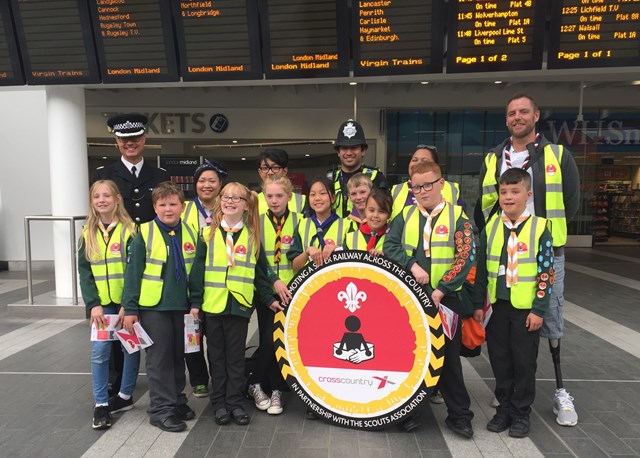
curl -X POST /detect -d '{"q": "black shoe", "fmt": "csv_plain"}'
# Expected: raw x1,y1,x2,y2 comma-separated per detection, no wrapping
175,403,196,421
92,406,112,430
109,395,133,414
230,408,250,425
509,417,530,438
487,413,511,433
150,415,187,433
400,413,421,432
445,416,473,439
305,409,318,420
214,408,231,425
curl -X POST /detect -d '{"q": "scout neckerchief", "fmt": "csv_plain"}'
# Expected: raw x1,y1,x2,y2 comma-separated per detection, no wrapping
310,212,339,248
221,218,244,267
501,210,531,287
98,220,118,243
194,196,213,226
154,217,186,281
503,133,540,170
417,199,445,258
360,222,387,251
404,180,415,207
348,208,365,225
267,208,289,263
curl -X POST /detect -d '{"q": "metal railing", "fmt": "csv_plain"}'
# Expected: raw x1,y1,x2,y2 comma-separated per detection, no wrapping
24,215,86,305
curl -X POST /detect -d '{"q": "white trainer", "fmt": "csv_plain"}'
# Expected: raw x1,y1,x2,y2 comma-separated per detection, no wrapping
267,390,283,415
248,383,271,410
553,388,578,426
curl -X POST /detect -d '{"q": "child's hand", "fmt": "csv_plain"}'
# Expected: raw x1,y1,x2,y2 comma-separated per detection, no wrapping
273,279,292,305
90,306,107,328
123,315,138,334
322,244,337,260
368,248,384,257
268,301,285,313
115,307,125,327
190,307,200,321
410,264,430,285
473,309,484,323
307,247,323,266
431,288,444,308
526,313,543,332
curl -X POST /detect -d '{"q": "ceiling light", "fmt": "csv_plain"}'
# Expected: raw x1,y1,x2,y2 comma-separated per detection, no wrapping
494,80,502,84
305,154,310,157
349,82,357,86
232,140,238,144
632,81,640,85
101,156,107,159
420,81,429,85
241,157,246,161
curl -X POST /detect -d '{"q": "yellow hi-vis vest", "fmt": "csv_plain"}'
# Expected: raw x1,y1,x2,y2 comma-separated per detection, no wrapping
485,214,547,309
201,225,257,313
182,200,204,232
138,221,197,307
298,216,347,250
332,167,379,217
258,192,306,215
84,223,133,305
481,144,566,245
260,212,300,286
391,180,461,219
345,230,386,251
401,203,464,291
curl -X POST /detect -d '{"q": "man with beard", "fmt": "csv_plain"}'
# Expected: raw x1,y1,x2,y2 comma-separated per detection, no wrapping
476,94,580,427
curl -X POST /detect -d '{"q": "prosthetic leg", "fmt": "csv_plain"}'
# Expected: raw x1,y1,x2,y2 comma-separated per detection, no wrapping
549,339,563,389
549,338,578,426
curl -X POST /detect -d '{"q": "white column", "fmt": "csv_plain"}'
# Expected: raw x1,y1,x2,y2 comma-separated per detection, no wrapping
46,86,89,299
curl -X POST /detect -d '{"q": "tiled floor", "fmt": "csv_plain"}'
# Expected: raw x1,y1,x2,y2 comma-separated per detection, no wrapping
0,246,639,457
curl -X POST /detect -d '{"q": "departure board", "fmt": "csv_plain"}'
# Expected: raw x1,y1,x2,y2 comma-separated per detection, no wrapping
0,2,23,86
259,0,349,79
353,0,444,76
447,0,545,73
548,0,640,69
88,0,179,83
10,0,99,84
174,0,262,81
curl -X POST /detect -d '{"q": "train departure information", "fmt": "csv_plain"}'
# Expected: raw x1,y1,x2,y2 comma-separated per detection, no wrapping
0,2,23,85
353,0,444,76
89,0,179,83
548,0,640,69
11,0,99,84
260,0,349,78
447,0,545,73
174,0,262,80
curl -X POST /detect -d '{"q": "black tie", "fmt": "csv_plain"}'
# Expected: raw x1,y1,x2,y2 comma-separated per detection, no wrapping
131,165,137,177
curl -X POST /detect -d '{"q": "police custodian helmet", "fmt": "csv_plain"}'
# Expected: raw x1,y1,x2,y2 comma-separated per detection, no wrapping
334,119,368,149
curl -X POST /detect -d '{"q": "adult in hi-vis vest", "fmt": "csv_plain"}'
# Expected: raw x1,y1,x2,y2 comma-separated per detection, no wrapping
391,145,463,220
256,148,307,216
476,94,581,427
326,119,388,218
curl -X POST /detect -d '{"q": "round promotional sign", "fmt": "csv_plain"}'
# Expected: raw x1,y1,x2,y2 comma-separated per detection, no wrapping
274,251,444,430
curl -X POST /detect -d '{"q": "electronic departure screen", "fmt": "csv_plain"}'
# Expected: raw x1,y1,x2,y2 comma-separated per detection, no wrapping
353,0,444,76
10,0,99,84
447,0,545,73
548,0,640,69
0,2,24,86
88,0,179,83
174,0,262,81
259,0,349,79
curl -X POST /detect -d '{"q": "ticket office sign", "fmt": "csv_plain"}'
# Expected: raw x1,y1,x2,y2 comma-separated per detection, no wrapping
274,251,444,430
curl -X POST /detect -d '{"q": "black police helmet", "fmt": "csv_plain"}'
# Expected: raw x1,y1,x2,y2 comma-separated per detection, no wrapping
334,119,368,149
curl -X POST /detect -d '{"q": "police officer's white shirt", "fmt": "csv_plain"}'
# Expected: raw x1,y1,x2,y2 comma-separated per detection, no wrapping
500,145,535,215
121,157,144,177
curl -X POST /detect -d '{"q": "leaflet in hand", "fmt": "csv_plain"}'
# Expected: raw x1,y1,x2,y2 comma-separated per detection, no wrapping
438,303,459,340
90,314,121,341
184,314,201,354
115,322,154,354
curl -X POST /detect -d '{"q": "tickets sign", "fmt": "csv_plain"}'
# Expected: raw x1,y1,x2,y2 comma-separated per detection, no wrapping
274,250,444,430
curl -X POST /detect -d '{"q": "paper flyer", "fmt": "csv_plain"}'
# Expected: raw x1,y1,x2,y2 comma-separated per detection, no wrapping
483,291,493,329
133,322,153,349
115,322,154,354
438,303,459,340
184,314,201,354
90,314,121,341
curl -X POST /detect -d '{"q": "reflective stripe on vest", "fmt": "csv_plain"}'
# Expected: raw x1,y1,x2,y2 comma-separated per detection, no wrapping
258,192,307,215
299,217,346,250
401,203,463,291
485,214,547,309
201,225,256,312
138,221,197,307
260,212,300,286
181,201,200,233
481,144,566,245
391,181,460,219
345,230,385,251
85,223,132,305
333,167,378,217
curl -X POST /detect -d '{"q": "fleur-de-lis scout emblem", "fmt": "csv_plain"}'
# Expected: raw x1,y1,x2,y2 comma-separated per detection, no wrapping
337,281,367,313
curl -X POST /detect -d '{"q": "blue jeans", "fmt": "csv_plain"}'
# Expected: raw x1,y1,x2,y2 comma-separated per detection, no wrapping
91,304,141,404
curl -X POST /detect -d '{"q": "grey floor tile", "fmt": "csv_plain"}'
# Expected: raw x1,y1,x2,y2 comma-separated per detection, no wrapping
386,432,421,458
561,437,609,457
293,448,329,458
357,429,389,450
207,430,247,457
268,431,302,457
301,419,331,449
590,411,640,439
622,438,640,455
578,423,637,455
237,446,270,458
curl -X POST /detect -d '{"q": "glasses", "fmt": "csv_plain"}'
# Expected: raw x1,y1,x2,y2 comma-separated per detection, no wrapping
220,195,246,203
410,178,442,193
258,165,284,173
116,135,143,143
416,144,437,152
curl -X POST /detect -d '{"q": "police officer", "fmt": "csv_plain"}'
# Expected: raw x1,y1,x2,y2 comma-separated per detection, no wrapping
327,119,388,217
93,113,169,225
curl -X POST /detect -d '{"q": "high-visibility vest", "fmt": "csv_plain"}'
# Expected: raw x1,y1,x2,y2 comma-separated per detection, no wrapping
138,221,197,307
84,223,133,305
260,212,300,286
298,216,347,250
401,203,464,291
201,225,257,313
258,192,306,215
481,144,566,245
485,214,547,309
330,167,379,217
345,230,386,251
182,200,202,232
391,181,461,219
